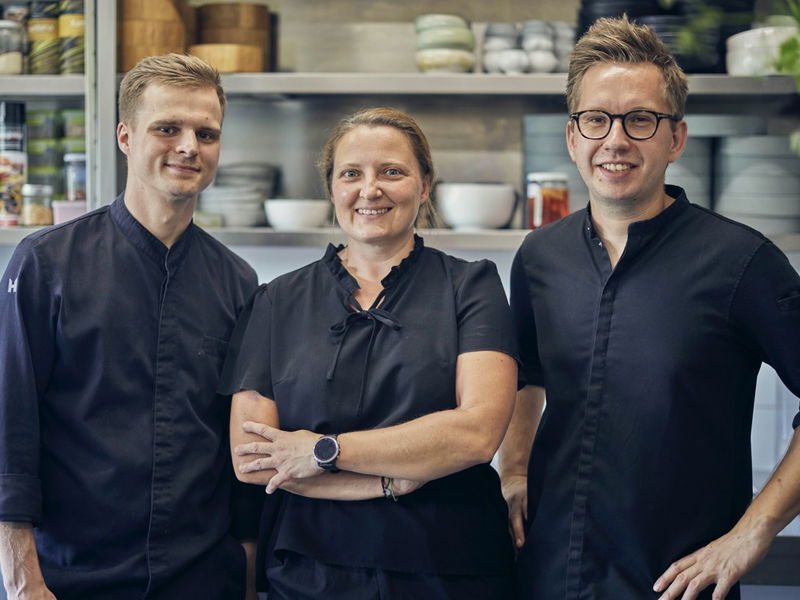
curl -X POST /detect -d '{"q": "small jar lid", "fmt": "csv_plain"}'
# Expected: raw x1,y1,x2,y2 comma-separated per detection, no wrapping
22,183,54,196
0,19,24,29
63,152,86,163
526,171,568,181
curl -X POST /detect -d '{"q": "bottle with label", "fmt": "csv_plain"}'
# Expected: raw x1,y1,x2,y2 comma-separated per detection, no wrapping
525,171,569,229
0,102,26,223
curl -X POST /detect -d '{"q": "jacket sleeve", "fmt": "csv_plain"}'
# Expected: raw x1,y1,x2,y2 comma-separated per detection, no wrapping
0,238,58,523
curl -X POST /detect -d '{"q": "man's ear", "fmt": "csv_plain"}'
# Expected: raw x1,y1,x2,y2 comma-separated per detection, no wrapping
117,122,130,156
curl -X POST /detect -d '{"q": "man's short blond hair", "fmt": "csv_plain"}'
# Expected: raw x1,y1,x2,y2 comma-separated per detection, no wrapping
566,15,688,119
118,53,226,125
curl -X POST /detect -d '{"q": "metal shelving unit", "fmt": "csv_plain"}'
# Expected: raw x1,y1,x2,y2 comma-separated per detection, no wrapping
218,72,797,97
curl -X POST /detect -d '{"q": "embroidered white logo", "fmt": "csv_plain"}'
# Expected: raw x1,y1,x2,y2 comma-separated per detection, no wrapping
7,278,17,293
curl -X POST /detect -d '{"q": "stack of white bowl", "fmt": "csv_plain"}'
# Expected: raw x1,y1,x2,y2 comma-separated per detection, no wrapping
215,162,279,198
415,14,475,73
198,185,267,227
715,135,800,235
520,20,557,73
523,114,587,212
666,137,712,208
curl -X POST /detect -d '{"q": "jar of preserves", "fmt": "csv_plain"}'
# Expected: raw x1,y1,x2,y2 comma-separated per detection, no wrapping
525,171,569,229
21,183,54,225
0,19,24,74
64,152,86,201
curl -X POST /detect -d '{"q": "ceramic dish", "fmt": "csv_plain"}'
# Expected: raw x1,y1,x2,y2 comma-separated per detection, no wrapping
415,14,469,32
416,48,475,73
416,26,474,51
264,199,330,230
436,182,516,230
716,194,800,216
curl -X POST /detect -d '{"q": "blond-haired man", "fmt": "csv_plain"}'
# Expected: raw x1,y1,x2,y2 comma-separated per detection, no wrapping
0,54,259,599
501,16,800,600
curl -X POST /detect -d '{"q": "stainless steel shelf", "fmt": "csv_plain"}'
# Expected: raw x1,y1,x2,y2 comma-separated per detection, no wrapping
219,73,797,97
0,75,86,98
205,227,528,250
4,228,798,253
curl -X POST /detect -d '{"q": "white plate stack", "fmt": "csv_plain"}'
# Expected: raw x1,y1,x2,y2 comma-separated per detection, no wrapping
523,115,587,212
715,136,800,235
666,137,712,208
198,184,267,227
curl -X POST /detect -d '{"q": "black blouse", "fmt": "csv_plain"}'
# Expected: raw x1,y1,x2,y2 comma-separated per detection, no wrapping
220,235,517,575
510,187,800,600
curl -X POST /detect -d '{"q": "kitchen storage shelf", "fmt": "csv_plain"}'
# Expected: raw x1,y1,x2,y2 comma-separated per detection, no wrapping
219,72,797,98
0,75,86,98
3,227,799,253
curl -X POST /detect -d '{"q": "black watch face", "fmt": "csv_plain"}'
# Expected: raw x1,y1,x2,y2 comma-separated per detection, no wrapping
315,437,338,463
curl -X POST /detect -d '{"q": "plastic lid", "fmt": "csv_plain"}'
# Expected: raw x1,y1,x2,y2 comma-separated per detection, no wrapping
63,152,86,163
0,101,25,125
22,183,54,196
526,171,568,181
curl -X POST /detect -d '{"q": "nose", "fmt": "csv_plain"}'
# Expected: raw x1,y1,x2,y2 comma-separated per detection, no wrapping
359,174,382,200
602,117,631,150
175,130,199,157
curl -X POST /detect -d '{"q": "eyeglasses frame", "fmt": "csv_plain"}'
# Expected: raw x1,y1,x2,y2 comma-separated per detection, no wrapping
569,109,680,141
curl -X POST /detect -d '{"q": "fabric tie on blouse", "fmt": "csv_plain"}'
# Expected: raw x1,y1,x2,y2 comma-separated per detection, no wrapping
326,307,403,382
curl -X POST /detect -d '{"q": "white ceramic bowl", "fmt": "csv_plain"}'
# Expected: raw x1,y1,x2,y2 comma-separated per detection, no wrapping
416,26,474,51
436,182,516,230
726,48,781,76
416,48,475,72
264,199,330,230
415,14,469,32
726,26,798,52
718,174,800,196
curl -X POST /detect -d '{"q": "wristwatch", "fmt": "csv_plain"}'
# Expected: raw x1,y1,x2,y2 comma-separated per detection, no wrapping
313,434,340,472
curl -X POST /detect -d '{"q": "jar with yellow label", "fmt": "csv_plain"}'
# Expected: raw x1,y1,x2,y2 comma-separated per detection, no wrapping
22,183,54,226
58,0,84,74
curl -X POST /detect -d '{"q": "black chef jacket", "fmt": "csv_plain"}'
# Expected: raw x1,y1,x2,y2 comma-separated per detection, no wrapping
220,236,517,577
0,195,260,599
510,186,800,600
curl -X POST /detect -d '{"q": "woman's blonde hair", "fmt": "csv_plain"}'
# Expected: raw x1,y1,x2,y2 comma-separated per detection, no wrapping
566,15,688,119
319,108,439,228
119,53,226,125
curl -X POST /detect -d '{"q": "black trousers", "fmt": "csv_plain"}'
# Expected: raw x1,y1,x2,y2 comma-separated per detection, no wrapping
266,551,516,600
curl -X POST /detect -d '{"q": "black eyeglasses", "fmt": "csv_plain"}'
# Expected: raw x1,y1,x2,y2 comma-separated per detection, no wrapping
569,110,679,141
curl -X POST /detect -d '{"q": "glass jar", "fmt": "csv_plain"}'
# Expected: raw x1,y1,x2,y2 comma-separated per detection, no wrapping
64,152,86,201
525,171,569,229
0,19,24,74
21,183,54,226
0,101,26,219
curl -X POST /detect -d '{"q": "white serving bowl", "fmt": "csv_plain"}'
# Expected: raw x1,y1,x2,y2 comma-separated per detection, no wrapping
718,174,800,196
264,199,330,230
726,26,798,52
223,205,268,227
726,48,781,76
436,182,516,230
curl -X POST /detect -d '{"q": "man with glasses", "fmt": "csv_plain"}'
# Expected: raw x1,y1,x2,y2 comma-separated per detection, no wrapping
501,15,800,600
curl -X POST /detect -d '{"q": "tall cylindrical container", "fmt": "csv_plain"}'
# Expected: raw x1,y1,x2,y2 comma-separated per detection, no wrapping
0,101,26,224
29,1,60,74
58,0,84,74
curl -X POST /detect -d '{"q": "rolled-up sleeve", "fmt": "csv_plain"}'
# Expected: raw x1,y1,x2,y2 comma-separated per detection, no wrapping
0,239,57,523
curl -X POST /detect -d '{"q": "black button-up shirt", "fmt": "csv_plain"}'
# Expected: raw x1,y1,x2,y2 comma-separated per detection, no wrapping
220,237,517,576
0,195,260,598
510,187,800,600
